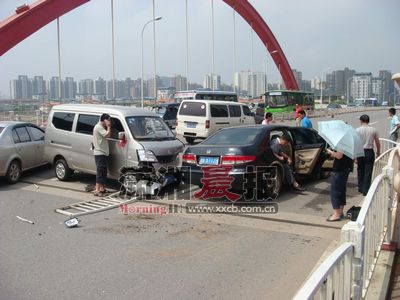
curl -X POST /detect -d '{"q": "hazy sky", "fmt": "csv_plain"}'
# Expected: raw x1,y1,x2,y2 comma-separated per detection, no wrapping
0,0,399,97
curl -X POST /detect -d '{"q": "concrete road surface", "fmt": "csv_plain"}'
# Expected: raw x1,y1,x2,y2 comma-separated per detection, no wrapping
0,108,390,299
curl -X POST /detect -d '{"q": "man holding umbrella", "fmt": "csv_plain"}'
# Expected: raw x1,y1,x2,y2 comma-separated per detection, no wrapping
318,120,364,222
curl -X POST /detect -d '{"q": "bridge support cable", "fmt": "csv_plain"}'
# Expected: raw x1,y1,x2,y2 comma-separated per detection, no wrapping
57,18,62,103
111,0,116,101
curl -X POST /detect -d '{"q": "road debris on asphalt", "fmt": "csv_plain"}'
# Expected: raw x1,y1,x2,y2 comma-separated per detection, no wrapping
16,215,34,224
64,218,80,228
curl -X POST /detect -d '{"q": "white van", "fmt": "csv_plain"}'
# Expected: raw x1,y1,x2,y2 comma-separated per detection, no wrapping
176,100,255,143
44,104,184,193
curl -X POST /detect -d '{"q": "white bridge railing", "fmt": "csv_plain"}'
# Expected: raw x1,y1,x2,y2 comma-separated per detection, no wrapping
294,147,400,300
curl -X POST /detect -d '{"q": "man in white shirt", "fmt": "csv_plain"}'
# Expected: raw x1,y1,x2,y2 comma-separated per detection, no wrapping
93,114,112,196
356,114,380,196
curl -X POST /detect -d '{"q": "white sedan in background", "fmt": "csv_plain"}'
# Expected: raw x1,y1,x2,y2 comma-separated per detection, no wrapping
0,121,47,184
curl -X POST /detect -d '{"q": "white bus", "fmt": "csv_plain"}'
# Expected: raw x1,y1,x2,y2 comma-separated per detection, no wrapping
354,98,378,107
174,90,238,103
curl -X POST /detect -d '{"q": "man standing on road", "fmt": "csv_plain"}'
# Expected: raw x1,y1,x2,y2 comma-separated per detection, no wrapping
262,112,273,125
388,108,400,143
270,134,305,191
93,114,112,196
299,110,313,128
295,104,302,126
356,114,380,196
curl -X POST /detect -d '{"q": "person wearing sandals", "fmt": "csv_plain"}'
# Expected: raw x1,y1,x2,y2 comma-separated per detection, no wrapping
326,149,353,221
93,114,112,196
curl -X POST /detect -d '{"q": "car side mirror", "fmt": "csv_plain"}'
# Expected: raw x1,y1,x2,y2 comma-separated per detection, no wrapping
118,132,126,140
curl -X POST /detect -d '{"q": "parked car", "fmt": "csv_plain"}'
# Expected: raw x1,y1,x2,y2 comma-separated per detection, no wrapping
44,104,184,186
176,100,255,144
326,103,342,109
0,121,47,184
181,125,333,198
152,103,180,128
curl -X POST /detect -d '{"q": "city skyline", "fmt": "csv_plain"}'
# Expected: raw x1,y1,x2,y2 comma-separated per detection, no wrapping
0,0,399,98
8,66,397,102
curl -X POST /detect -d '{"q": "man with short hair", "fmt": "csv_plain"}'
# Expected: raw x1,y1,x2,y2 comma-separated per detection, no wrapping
388,107,400,142
356,114,380,196
93,113,112,196
262,112,273,125
270,134,305,191
299,109,313,128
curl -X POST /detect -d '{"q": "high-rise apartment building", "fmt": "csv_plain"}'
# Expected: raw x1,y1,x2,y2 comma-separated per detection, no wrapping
351,73,372,99
79,79,94,97
49,76,61,99
173,75,188,92
94,77,106,99
371,77,384,100
203,74,221,90
64,77,76,100
234,71,265,97
379,70,394,102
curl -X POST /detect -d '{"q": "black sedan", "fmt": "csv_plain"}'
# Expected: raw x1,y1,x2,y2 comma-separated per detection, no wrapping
181,125,333,200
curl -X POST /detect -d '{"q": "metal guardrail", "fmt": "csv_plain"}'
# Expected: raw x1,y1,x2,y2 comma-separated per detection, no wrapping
274,106,386,122
295,147,400,300
293,242,354,300
0,110,48,127
372,138,400,180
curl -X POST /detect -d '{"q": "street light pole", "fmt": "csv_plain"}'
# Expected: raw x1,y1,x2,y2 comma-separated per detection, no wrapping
152,0,157,100
185,0,189,91
141,16,162,109
211,0,215,90
232,8,237,93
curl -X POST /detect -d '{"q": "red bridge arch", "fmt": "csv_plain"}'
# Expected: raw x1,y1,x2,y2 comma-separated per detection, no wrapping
0,0,299,90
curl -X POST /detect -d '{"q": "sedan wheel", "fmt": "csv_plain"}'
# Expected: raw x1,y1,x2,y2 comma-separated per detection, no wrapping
6,160,21,184
269,165,283,199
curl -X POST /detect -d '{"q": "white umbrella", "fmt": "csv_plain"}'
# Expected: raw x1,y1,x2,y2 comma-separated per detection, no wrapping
318,120,364,159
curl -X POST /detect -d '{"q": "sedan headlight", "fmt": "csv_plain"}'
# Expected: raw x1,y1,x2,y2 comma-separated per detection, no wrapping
137,149,158,162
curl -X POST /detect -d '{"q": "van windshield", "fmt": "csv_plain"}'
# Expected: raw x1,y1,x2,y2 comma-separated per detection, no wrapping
126,116,175,141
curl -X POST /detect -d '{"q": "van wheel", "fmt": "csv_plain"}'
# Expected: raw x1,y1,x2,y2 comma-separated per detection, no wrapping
6,160,21,184
55,158,72,181
185,137,195,144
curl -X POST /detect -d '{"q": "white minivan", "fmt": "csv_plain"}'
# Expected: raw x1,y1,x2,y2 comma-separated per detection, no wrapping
176,100,255,143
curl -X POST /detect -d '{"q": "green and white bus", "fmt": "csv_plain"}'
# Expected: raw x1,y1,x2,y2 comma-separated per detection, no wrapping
262,90,314,113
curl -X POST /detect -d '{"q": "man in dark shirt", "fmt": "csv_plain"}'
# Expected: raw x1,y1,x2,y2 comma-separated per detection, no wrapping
326,149,353,221
270,134,305,191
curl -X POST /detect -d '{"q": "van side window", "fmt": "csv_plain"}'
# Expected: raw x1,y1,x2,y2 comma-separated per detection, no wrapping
111,118,124,139
228,105,241,117
242,105,253,116
76,114,99,135
52,112,75,131
210,105,228,117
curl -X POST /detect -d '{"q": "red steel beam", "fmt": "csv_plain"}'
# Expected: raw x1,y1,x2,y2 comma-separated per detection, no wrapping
0,0,298,90
223,0,299,90
0,0,89,56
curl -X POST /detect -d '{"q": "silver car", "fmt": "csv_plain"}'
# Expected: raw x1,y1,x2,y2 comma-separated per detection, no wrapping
0,121,46,184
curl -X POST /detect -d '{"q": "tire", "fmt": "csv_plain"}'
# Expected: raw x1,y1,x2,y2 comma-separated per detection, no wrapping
185,137,195,144
54,158,72,181
269,164,283,198
6,160,21,184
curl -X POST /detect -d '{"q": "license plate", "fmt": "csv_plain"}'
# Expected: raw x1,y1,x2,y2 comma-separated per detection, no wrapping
186,122,196,128
198,156,219,165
